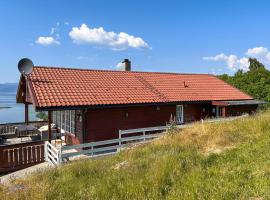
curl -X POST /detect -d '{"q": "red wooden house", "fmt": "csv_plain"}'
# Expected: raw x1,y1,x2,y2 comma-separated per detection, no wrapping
16,59,262,144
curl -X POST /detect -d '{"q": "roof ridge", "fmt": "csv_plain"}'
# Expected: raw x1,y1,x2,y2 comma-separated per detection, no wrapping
34,66,213,76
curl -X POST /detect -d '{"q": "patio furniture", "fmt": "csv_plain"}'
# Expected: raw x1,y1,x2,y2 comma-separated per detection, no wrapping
15,125,39,138
38,124,60,140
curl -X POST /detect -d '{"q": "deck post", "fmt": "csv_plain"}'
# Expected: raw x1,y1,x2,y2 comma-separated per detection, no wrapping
118,130,122,152
58,148,62,165
25,103,29,125
143,131,146,141
44,141,48,162
48,111,52,143
222,107,226,118
91,145,93,156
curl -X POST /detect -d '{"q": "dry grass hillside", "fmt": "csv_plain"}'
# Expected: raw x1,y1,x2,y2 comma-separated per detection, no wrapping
1,111,270,200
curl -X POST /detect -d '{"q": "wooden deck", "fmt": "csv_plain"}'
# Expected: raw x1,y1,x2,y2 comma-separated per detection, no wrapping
0,141,45,174
0,121,48,174
0,121,47,137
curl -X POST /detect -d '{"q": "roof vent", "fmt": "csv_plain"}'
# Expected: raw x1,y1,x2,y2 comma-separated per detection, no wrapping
122,59,131,71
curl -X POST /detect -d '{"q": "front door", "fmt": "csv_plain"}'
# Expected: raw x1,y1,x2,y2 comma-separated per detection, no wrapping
176,105,184,124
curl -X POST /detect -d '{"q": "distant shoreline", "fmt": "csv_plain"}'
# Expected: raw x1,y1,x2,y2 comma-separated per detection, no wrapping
0,106,12,109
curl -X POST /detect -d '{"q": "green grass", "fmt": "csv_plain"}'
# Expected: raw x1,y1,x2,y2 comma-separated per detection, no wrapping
1,111,270,200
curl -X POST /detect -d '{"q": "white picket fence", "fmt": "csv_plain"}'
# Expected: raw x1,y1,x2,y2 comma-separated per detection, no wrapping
45,125,167,165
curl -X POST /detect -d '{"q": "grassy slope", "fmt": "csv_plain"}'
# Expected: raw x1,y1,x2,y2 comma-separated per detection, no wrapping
1,111,270,200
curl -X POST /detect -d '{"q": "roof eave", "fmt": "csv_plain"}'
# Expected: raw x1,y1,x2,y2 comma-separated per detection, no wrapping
34,100,213,111
212,99,265,106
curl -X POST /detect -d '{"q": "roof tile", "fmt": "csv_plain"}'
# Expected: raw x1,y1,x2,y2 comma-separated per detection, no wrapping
27,66,253,108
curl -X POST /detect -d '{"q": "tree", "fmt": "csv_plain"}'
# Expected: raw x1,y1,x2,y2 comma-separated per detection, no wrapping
249,58,265,71
36,111,48,121
218,58,270,105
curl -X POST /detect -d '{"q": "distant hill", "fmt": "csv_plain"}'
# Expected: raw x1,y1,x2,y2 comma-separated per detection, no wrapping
0,83,18,94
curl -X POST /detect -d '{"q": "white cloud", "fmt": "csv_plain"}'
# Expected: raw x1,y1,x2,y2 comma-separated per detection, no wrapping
35,36,60,46
116,62,124,70
35,22,61,46
246,46,268,56
64,22,69,26
203,46,270,72
203,53,249,71
50,28,56,35
69,24,150,50
50,22,60,35
246,46,270,64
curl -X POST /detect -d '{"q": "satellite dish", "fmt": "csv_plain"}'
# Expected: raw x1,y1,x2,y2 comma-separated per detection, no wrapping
18,58,34,75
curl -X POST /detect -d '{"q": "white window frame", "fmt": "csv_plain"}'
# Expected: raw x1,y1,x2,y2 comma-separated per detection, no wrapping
176,105,184,124
52,110,76,134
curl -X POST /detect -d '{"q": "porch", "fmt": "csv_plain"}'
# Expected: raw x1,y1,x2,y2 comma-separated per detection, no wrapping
0,122,69,174
0,121,48,145
0,121,49,174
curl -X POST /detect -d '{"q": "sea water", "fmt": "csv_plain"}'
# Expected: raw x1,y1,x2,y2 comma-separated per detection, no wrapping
0,92,37,124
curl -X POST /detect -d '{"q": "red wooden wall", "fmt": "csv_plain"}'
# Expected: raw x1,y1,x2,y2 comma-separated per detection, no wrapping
73,103,258,144
183,103,215,123
84,105,176,142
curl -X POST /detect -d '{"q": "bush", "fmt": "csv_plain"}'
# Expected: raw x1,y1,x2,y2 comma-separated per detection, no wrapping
36,111,48,121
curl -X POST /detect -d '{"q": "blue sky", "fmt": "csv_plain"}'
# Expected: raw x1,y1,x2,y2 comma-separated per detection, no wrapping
1,0,270,83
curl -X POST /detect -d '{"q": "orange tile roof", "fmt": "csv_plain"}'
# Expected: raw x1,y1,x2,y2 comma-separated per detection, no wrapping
26,66,253,108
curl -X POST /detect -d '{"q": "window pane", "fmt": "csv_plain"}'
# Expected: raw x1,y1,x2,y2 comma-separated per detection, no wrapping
56,111,61,128
65,111,70,133
70,110,75,134
176,105,183,123
61,111,65,130
53,111,56,125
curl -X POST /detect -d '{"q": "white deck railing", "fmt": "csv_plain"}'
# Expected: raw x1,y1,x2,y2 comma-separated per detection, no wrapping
45,115,250,166
119,125,167,146
59,125,167,162
61,138,120,159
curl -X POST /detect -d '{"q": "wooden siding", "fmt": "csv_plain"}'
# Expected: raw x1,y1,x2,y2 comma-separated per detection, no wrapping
83,103,258,143
85,105,176,142
183,103,215,123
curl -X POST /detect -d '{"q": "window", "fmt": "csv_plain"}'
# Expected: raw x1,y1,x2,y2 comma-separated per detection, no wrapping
176,105,184,124
216,106,223,118
56,111,61,127
52,110,76,134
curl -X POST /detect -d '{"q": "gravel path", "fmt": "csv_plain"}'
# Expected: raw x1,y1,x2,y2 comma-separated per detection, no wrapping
0,162,52,185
